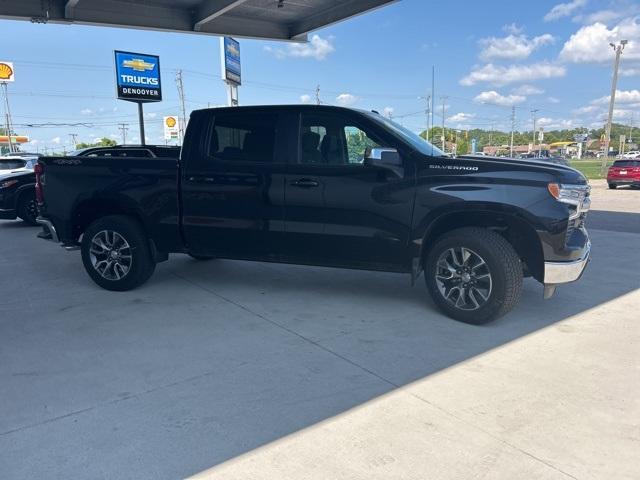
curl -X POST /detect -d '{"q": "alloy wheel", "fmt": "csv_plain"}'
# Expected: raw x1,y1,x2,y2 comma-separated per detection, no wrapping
434,247,493,311
89,230,133,281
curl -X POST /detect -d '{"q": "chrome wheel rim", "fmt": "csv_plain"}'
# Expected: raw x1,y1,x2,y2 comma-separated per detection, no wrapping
89,230,132,281
435,247,492,311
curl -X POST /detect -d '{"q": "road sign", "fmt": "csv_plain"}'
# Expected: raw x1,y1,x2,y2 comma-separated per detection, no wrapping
538,128,544,142
163,116,180,140
114,51,162,102
220,37,241,86
0,62,15,82
574,133,588,142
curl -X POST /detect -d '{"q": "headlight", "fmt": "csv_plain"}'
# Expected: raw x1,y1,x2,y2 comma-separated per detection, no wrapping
548,183,591,219
0,179,19,189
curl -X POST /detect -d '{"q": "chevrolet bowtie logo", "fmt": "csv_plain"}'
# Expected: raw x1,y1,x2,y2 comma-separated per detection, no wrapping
123,58,155,72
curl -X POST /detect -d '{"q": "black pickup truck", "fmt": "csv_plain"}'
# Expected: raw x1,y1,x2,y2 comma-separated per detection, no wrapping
35,105,591,324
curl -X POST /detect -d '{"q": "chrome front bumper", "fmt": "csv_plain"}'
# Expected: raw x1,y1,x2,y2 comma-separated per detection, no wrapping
544,241,591,284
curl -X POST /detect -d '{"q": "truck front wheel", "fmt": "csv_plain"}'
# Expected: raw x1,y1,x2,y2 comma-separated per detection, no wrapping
425,227,523,325
81,215,156,291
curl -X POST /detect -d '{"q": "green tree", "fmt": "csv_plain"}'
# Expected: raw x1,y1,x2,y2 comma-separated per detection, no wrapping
75,137,117,150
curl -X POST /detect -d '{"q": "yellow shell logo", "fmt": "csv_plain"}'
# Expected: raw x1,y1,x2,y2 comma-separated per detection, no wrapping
165,117,177,128
0,63,13,80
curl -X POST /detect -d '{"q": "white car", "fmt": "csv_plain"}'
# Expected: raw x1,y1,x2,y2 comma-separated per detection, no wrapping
622,151,640,159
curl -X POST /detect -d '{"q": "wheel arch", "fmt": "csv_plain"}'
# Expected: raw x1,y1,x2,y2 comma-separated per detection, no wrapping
417,207,545,283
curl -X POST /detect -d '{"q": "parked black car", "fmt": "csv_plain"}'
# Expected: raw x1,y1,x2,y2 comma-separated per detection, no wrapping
0,157,39,225
35,105,591,324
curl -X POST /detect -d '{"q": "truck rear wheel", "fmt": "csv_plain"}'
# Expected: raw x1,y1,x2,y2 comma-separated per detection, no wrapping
424,227,523,325
17,191,39,226
81,215,156,291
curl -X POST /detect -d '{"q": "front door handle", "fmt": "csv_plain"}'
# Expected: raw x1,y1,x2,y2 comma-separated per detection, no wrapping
290,178,319,188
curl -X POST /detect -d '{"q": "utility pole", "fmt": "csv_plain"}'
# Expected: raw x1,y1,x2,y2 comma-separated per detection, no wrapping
118,123,129,145
431,66,435,146
418,95,431,141
315,84,321,105
441,96,448,153
1,82,16,153
629,112,634,143
510,106,516,158
531,109,539,154
176,70,187,144
602,39,627,174
68,133,78,149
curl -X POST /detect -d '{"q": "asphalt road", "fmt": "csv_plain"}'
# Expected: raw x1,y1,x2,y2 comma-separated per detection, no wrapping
1,183,638,480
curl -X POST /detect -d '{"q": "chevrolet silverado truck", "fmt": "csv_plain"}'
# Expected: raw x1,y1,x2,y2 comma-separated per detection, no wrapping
35,105,591,324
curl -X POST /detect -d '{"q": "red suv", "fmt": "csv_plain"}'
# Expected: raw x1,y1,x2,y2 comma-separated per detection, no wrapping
607,160,640,189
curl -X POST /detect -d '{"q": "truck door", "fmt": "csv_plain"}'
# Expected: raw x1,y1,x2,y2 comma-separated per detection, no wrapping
181,109,287,260
282,110,415,271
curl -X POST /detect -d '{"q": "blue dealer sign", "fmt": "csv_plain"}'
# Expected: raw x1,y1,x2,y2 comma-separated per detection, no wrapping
114,51,162,103
222,37,241,85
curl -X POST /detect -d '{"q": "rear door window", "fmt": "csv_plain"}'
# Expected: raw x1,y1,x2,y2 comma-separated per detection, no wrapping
207,112,278,163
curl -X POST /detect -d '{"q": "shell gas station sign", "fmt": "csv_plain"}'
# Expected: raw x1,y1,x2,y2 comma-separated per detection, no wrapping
0,62,15,82
163,116,180,141
0,135,29,145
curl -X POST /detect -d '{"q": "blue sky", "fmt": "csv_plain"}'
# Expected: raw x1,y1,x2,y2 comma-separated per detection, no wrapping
2,0,639,151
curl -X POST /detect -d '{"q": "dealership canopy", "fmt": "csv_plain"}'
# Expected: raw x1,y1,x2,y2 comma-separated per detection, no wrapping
0,0,396,41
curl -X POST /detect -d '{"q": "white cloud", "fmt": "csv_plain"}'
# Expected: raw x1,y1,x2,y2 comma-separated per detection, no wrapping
574,105,599,114
335,93,358,106
479,33,554,61
383,106,394,118
300,94,312,104
80,108,93,115
460,62,566,86
503,23,523,35
621,66,640,76
592,89,640,104
537,117,576,129
145,112,157,119
559,18,640,63
264,34,335,61
544,0,587,22
512,84,545,95
474,91,526,106
51,136,61,145
448,112,476,123
547,96,561,103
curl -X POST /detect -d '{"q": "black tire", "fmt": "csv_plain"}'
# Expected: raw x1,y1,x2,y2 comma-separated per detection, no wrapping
188,253,216,261
81,215,156,291
608,183,617,189
425,227,523,325
17,190,39,226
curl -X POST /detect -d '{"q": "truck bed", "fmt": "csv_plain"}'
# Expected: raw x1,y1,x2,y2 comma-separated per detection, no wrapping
38,155,183,252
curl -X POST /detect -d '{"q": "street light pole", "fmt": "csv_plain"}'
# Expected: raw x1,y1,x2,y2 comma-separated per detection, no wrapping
531,109,539,155
602,39,627,174
441,96,448,153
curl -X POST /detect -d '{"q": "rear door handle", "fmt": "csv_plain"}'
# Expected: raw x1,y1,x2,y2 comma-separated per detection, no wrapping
290,178,319,188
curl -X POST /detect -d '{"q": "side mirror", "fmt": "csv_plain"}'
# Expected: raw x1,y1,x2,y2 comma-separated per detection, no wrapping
364,148,403,176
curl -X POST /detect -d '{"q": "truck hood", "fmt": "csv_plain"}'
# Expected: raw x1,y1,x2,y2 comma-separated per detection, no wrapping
458,155,587,185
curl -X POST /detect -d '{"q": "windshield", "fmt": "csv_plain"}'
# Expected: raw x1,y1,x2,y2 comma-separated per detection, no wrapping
0,159,27,170
365,112,445,157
